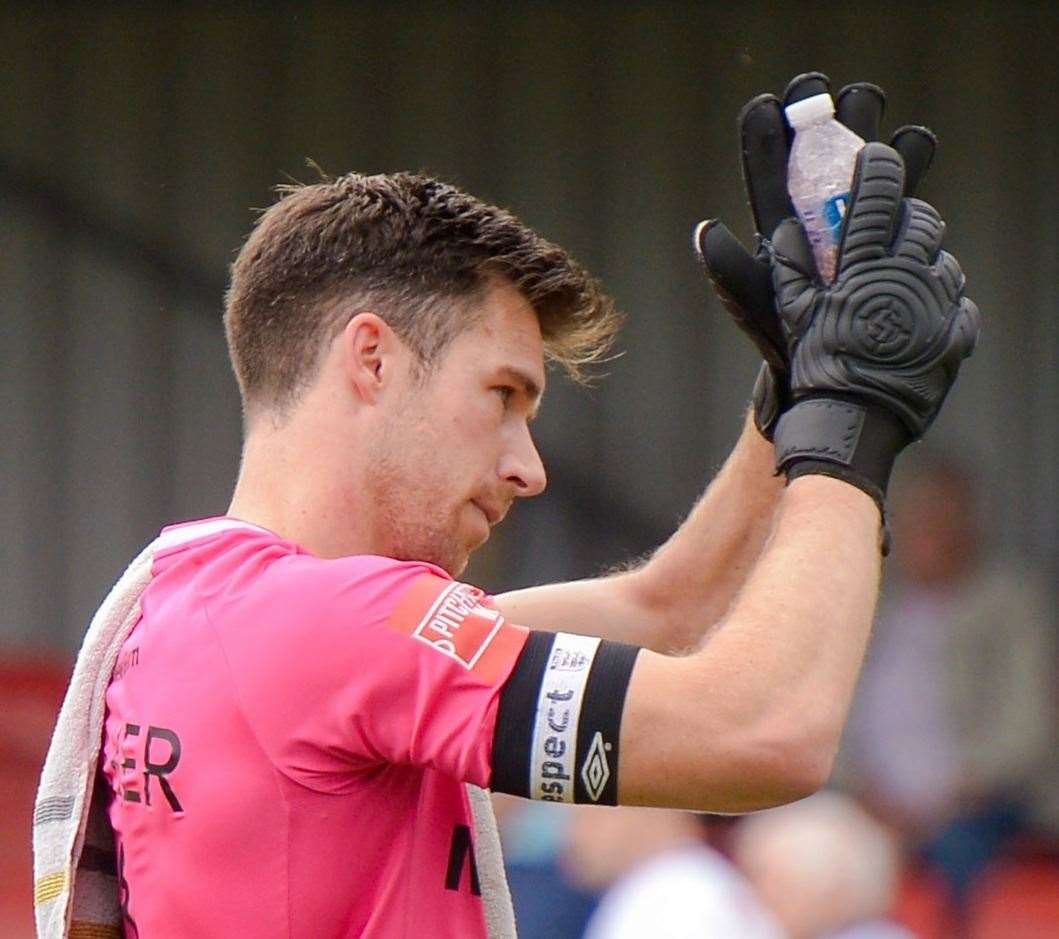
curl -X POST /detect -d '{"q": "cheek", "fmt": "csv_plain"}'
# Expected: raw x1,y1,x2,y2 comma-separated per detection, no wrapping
402,395,503,495
449,406,506,463
451,396,500,437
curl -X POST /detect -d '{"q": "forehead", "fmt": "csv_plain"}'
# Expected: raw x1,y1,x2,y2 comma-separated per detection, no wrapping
451,280,546,389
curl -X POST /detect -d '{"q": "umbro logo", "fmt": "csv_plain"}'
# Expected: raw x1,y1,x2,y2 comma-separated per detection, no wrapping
580,731,612,802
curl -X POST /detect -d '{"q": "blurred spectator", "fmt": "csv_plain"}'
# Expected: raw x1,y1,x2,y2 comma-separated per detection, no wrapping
838,455,1055,904
733,791,913,939
493,795,598,938
562,804,783,939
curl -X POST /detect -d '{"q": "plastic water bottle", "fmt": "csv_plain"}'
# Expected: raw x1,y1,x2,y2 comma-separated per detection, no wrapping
784,93,865,284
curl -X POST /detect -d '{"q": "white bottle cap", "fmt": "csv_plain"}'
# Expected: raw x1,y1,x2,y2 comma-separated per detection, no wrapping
784,92,836,129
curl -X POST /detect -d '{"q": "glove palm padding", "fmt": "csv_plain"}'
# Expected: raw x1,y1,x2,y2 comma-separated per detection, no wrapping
772,143,979,437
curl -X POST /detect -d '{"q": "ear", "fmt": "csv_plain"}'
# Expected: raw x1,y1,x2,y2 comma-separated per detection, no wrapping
341,312,402,404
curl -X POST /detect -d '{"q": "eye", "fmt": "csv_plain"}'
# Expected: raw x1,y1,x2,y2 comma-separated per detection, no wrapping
493,385,516,406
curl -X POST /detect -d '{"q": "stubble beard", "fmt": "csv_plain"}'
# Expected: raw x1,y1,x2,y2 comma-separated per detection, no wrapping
366,437,471,578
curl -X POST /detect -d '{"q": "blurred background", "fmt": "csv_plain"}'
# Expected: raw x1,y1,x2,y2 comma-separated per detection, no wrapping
2,2,1056,936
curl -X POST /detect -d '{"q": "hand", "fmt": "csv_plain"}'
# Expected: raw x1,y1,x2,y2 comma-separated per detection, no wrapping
769,142,980,515
694,72,938,440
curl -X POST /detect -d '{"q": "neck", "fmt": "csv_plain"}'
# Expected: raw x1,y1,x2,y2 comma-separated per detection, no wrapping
227,416,373,559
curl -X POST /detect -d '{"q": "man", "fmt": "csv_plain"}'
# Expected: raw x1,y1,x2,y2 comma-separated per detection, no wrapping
76,74,977,938
839,455,1055,904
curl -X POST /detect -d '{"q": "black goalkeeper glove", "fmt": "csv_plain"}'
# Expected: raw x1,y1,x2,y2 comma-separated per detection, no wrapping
769,142,980,519
694,72,938,440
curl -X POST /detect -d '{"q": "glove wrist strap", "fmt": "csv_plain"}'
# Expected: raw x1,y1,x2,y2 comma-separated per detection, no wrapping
773,397,911,554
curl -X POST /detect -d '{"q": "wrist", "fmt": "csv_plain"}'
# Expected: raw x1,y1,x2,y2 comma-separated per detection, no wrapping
782,473,885,556
773,397,910,553
785,471,880,516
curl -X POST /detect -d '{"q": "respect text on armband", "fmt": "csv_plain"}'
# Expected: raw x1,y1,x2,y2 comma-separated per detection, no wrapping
539,687,575,801
530,633,600,803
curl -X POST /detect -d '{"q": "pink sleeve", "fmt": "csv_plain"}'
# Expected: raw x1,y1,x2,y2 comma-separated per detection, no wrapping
215,555,529,791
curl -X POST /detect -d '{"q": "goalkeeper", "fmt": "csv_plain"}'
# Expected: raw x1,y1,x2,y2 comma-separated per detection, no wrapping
44,73,978,939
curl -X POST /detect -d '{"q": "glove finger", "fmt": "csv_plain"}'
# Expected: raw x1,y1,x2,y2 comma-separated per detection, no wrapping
934,248,965,299
770,217,816,275
837,142,905,275
752,362,785,439
740,94,794,237
835,82,886,142
890,125,937,198
956,296,982,359
694,219,786,365
893,198,945,265
782,71,831,108
770,218,818,333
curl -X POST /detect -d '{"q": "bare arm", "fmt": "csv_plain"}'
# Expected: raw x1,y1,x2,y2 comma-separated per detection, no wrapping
490,414,882,812
617,475,881,810
489,472,882,813
496,410,784,653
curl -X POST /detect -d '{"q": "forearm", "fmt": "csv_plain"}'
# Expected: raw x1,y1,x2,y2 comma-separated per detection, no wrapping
630,409,784,650
701,475,882,744
496,411,783,653
619,474,883,810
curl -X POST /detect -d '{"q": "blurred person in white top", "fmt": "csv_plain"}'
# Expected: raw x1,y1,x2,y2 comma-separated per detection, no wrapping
562,804,784,939
733,791,913,939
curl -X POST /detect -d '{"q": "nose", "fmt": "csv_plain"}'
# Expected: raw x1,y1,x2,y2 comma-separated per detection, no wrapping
500,425,547,498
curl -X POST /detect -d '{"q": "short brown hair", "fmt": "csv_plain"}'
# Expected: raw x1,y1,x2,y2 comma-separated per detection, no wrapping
224,171,621,413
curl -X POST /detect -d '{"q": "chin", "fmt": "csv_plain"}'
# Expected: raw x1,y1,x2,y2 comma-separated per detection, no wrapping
421,553,469,580
444,539,475,577
389,540,470,580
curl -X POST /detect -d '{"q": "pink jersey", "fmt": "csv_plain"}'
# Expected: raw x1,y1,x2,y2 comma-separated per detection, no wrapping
101,517,530,938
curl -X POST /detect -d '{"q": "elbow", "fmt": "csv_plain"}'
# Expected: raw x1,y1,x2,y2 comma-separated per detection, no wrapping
770,734,837,805
622,565,670,619
737,690,853,811
702,720,840,814
735,750,832,814
756,720,841,808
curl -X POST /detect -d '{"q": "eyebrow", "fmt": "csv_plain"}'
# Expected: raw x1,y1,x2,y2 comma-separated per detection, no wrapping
497,366,544,418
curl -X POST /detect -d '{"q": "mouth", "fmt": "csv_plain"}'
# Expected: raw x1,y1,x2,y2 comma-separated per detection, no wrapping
471,500,503,527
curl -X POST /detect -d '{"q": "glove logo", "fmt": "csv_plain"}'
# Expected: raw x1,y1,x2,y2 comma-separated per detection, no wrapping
854,298,914,359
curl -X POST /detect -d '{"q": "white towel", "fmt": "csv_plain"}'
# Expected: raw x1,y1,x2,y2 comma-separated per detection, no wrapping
468,785,517,939
33,539,154,938
32,531,517,938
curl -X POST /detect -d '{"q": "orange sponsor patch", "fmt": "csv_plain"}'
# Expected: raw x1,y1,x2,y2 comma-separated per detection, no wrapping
387,575,528,684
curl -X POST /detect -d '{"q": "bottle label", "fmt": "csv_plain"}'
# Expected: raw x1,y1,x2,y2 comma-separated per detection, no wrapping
823,192,851,244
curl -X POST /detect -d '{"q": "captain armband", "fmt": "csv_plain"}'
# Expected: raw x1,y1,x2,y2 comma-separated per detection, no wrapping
490,631,640,805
